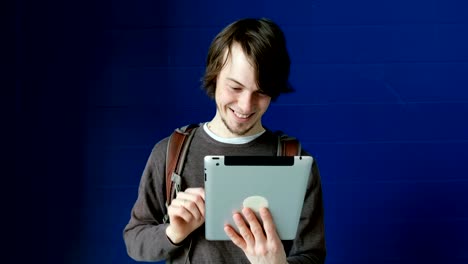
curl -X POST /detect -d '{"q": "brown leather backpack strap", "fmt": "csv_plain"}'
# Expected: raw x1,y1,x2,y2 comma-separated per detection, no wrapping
165,131,186,203
281,137,301,156
276,131,301,156
164,124,199,223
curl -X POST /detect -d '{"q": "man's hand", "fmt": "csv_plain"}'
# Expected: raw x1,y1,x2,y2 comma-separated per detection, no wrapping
224,207,288,264
165,188,205,244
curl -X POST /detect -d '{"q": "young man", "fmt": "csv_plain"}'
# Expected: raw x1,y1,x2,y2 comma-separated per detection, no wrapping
123,18,326,264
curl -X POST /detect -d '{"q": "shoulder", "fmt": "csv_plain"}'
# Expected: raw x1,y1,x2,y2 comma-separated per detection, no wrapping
149,123,203,159
145,135,170,167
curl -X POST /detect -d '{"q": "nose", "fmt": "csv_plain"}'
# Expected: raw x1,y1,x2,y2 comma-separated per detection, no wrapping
237,92,254,113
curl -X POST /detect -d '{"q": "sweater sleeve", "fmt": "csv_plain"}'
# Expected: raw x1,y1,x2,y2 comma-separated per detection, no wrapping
123,139,187,261
286,156,327,264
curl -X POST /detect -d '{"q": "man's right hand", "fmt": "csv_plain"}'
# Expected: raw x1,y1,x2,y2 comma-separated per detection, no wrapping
165,187,205,244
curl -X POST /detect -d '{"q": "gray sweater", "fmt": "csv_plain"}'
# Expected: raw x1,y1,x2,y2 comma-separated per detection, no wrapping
123,127,326,263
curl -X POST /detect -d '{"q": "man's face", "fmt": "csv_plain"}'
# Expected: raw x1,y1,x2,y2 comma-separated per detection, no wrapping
213,43,271,137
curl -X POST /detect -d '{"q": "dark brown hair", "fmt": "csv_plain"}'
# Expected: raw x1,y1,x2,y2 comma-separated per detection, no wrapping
202,18,294,101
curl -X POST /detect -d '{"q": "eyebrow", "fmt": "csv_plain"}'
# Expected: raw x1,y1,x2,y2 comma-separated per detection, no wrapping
226,77,246,88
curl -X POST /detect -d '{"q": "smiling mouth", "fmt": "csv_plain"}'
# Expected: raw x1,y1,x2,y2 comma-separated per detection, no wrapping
231,109,253,119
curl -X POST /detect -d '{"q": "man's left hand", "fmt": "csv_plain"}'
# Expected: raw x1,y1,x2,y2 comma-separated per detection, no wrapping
224,207,288,264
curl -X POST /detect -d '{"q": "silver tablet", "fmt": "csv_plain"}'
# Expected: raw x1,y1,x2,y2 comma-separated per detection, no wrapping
204,155,312,240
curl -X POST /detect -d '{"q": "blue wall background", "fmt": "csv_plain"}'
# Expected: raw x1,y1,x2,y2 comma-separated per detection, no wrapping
15,0,467,263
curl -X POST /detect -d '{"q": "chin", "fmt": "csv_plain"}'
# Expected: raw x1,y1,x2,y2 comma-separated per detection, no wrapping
221,114,257,136
228,123,254,136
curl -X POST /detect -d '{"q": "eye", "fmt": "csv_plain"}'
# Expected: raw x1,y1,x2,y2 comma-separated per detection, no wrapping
229,86,242,91
256,90,269,97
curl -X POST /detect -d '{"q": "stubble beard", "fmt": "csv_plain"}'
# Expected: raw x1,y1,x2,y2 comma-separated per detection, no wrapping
220,115,256,137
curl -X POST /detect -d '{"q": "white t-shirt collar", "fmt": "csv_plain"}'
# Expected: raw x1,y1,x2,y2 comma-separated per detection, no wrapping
203,122,265,144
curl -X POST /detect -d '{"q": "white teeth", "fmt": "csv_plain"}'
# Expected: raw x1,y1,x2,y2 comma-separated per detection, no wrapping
233,110,250,119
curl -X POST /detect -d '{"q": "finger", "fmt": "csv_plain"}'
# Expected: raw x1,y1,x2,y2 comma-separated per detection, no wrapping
167,203,193,223
233,211,255,247
185,187,205,200
242,207,266,242
176,192,205,218
177,189,204,205
171,197,189,208
173,198,204,222
224,224,247,250
259,207,280,241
